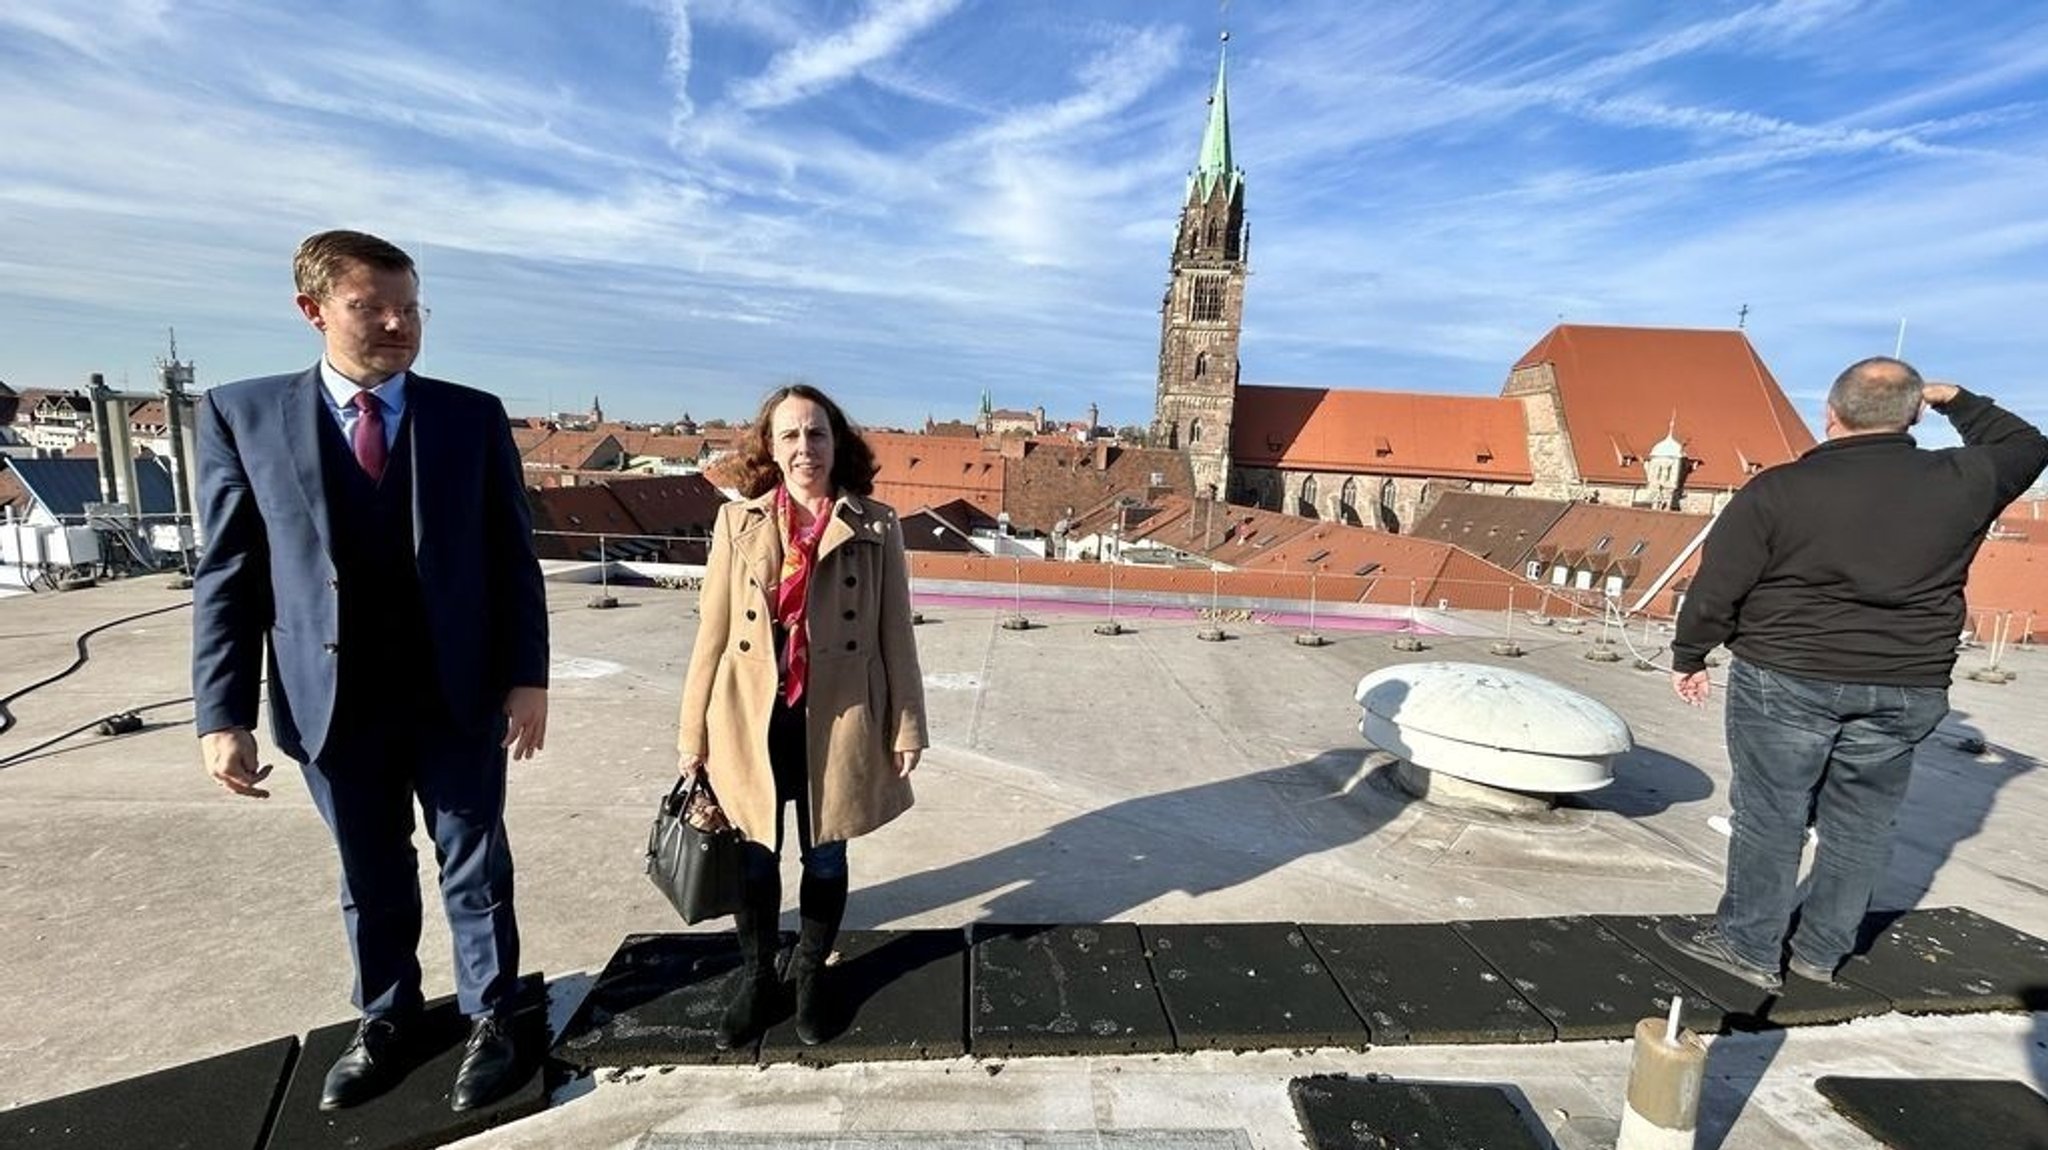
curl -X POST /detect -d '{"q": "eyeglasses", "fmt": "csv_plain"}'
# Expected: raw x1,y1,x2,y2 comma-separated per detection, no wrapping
341,300,431,324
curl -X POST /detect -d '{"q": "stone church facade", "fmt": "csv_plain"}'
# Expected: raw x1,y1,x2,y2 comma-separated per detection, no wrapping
1149,40,1814,531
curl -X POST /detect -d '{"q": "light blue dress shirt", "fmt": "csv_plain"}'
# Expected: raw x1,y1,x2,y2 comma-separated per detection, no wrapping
320,359,407,452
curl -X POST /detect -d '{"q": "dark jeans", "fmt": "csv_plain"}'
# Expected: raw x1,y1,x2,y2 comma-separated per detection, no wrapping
740,698,849,881
1717,659,1948,970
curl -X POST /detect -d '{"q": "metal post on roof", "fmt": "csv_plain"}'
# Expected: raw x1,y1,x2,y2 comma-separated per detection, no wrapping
1197,565,1228,642
1393,577,1426,651
589,533,617,609
1491,582,1524,657
1000,557,1030,630
1294,567,1327,647
1094,549,1124,637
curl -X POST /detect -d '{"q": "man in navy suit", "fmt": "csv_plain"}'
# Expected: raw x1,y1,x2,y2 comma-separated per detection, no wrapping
192,230,550,1112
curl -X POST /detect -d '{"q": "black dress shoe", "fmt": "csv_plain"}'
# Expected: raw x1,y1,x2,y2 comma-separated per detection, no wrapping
450,1017,520,1112
320,1017,410,1111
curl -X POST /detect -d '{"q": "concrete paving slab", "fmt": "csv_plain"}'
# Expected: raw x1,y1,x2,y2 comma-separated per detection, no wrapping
1848,905,2048,1016
758,929,968,1065
552,934,757,1068
1816,1075,2048,1150
1289,1074,1551,1149
969,924,1175,1057
1301,922,1553,1045
1141,923,1368,1051
1601,912,1894,1031
267,976,548,1150
1451,916,1716,1041
0,1034,294,1150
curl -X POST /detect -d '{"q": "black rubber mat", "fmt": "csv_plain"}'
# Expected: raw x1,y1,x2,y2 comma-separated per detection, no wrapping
1601,912,1891,1031
1817,1076,2048,1150
266,974,548,1150
760,929,969,1064
1140,922,1367,1051
1848,906,2048,1015
0,1035,297,1149
1290,1074,1549,1149
1302,922,1553,1045
969,923,1175,1056
551,932,761,1067
1452,916,1715,1041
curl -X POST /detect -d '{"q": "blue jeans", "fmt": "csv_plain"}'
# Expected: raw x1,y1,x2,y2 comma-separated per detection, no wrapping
1717,659,1948,971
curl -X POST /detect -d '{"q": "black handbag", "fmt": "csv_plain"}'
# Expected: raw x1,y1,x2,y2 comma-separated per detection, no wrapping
645,774,745,925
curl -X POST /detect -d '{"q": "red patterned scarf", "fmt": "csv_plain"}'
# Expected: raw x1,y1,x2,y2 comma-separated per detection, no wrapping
773,485,831,706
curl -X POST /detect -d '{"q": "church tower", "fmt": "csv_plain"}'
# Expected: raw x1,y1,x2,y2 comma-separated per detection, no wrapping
1152,34,1247,500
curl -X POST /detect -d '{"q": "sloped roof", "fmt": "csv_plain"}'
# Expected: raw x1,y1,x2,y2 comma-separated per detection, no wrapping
3,457,175,517
1408,490,1572,570
1528,503,1712,596
1965,540,2048,622
522,430,622,470
608,429,709,461
1231,386,1534,481
1002,441,1195,535
1124,498,1320,565
525,484,636,561
868,431,1007,521
601,473,727,537
1108,495,1552,610
1511,325,1815,491
510,426,554,455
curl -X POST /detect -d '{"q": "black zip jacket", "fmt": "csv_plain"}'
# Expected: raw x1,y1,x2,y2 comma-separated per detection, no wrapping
1673,388,2048,685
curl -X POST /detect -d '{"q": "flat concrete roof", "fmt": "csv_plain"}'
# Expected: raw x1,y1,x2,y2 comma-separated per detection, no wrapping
1,574,2043,1148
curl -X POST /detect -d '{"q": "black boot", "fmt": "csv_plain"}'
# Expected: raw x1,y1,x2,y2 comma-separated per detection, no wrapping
715,869,782,1051
792,869,848,1046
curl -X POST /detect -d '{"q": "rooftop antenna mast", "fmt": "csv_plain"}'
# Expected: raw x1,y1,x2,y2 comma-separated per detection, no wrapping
1736,303,1748,330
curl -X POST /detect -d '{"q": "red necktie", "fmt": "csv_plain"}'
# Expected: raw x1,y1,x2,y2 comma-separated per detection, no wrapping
351,390,387,483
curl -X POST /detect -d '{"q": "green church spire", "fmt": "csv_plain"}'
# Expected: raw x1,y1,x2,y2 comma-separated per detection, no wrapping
1191,33,1241,201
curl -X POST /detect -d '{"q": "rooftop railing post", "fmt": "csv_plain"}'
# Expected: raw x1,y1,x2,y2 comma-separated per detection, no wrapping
589,533,617,609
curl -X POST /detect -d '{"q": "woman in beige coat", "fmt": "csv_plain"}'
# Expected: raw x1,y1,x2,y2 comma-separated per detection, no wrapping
678,384,928,1048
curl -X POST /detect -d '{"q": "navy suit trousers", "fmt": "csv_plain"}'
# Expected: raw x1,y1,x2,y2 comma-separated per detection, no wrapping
300,718,518,1020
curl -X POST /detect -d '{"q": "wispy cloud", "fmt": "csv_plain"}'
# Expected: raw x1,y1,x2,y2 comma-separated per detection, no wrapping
730,0,964,112
0,0,2043,433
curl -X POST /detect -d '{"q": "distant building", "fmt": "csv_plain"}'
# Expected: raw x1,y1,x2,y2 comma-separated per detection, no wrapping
1149,36,1814,528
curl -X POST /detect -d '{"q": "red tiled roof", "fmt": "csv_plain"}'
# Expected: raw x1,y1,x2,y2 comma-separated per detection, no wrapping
602,473,727,538
1231,386,1534,481
525,484,636,560
1965,540,2047,629
868,431,1007,520
1092,495,1553,611
613,431,709,461
1525,502,1713,609
1408,490,1571,570
522,430,622,470
1512,325,1815,491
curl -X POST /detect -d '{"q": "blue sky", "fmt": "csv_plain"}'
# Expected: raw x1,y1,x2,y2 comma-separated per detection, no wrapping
3,0,2045,438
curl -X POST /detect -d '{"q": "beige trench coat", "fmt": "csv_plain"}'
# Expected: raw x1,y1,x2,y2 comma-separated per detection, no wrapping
677,491,928,846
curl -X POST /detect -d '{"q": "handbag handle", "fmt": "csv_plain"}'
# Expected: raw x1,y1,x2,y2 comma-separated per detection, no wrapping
662,773,699,818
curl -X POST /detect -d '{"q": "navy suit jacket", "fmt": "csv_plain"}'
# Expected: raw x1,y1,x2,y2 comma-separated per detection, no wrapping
191,365,549,763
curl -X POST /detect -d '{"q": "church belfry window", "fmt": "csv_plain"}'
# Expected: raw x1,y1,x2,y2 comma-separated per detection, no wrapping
1190,275,1226,323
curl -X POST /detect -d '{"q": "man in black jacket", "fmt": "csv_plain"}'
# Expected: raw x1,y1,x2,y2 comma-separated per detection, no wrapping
1662,356,2047,990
